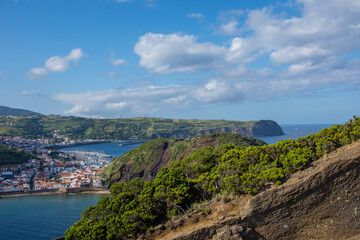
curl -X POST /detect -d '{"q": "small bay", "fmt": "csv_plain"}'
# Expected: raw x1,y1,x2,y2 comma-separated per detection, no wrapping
59,142,142,158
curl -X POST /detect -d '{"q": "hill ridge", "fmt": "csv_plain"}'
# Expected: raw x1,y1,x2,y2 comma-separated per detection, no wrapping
0,115,283,139
0,105,41,116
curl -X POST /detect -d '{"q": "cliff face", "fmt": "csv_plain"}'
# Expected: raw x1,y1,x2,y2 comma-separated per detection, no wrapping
147,140,360,240
167,120,284,138
251,120,284,136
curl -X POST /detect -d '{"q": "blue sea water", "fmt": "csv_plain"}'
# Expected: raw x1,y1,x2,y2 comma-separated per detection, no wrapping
59,142,142,158
257,124,332,144
0,194,106,240
0,124,333,240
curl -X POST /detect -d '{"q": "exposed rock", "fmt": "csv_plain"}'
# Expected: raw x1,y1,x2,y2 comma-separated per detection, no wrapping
239,140,360,240
150,120,284,139
196,120,284,137
152,217,265,240
212,224,266,240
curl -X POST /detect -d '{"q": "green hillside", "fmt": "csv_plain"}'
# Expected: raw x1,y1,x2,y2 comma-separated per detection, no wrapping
103,133,266,184
0,105,41,116
65,116,360,240
0,115,283,139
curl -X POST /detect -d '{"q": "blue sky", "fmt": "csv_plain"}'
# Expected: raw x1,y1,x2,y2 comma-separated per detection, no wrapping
1,0,360,124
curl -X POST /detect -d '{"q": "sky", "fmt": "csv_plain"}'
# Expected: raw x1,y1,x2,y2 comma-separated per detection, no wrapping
1,0,360,124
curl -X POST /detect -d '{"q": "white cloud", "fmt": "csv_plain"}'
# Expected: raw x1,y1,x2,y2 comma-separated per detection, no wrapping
270,45,330,65
22,89,40,95
111,58,127,66
53,85,193,117
218,21,241,35
27,68,49,79
134,33,227,74
110,51,128,66
187,13,204,19
27,48,84,79
66,48,84,62
53,58,360,117
101,71,123,77
44,56,69,72
215,9,244,36
53,0,360,117
115,0,132,3
240,0,360,65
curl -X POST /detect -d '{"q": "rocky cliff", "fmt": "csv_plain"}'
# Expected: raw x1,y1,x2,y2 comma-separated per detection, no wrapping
193,120,284,138
147,140,360,240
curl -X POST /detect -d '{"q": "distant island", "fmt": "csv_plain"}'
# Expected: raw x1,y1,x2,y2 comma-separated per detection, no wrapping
0,113,284,140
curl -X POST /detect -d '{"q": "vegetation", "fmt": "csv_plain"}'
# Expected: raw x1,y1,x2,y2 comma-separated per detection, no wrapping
0,115,279,140
103,133,266,184
65,116,360,240
0,144,34,165
0,105,41,116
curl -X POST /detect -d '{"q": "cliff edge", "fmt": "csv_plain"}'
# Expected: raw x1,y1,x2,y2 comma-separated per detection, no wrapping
148,140,360,240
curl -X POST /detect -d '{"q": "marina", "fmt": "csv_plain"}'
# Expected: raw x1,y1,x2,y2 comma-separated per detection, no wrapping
59,150,112,168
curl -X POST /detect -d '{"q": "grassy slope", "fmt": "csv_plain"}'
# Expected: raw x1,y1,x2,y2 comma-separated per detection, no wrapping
0,115,264,140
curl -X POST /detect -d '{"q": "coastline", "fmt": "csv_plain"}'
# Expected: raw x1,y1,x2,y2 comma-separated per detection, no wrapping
0,188,110,198
52,139,148,151
50,140,111,150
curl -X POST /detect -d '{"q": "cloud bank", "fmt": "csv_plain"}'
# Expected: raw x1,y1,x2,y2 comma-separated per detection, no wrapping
54,0,360,117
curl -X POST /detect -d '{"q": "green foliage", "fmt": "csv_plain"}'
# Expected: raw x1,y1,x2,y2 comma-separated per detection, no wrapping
204,207,211,215
66,116,360,239
0,105,41,116
104,134,265,183
0,144,34,165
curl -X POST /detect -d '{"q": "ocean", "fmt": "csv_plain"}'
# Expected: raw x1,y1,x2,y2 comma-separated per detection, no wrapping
0,193,106,240
257,124,332,144
0,124,332,240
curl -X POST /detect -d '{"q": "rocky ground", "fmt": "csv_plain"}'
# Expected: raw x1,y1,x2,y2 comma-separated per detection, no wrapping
144,140,360,240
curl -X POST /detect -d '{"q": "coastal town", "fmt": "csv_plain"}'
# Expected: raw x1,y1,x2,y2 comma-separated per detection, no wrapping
0,135,109,194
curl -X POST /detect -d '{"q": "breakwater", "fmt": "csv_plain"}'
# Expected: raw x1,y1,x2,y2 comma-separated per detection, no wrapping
61,150,112,158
